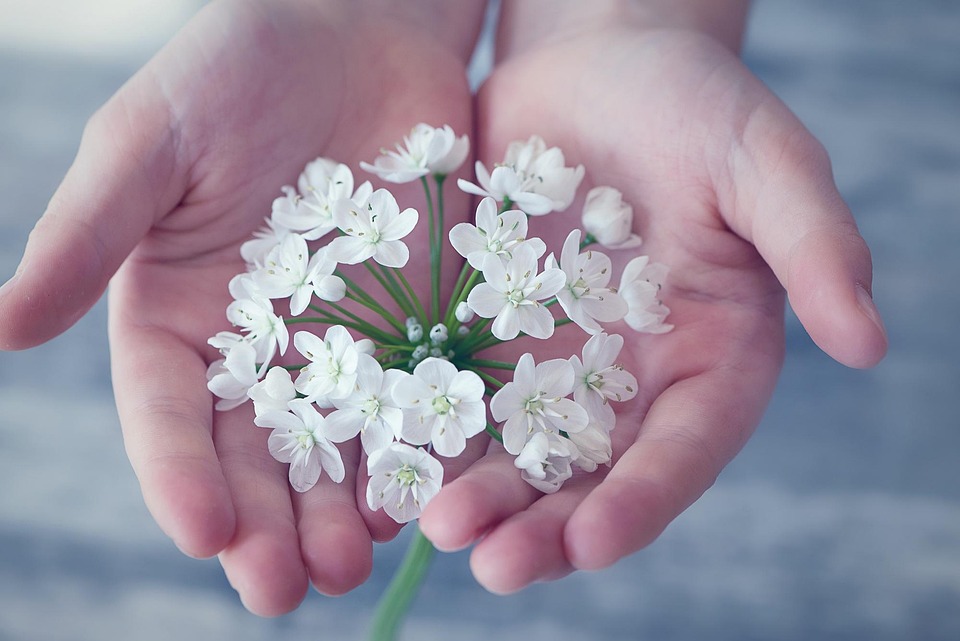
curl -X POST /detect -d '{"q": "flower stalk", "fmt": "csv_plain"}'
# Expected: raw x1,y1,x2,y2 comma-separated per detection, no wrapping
368,527,437,641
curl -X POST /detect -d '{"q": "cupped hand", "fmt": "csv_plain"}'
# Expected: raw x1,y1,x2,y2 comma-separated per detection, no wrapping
0,0,482,615
419,25,888,592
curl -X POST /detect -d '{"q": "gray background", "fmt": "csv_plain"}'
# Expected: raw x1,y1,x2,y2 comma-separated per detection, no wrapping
1,1,958,639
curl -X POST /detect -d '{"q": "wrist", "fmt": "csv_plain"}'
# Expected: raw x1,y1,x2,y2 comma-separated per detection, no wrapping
497,0,750,60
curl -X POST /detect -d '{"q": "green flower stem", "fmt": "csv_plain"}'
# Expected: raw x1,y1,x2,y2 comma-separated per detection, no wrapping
461,358,517,371
323,302,399,339
555,317,574,327
279,363,308,372
359,262,417,321
343,290,407,335
452,317,491,351
420,176,440,324
394,268,429,325
434,175,447,324
443,261,473,326
294,306,399,345
499,197,514,214
580,232,597,250
368,526,436,641
485,422,504,443
471,367,505,390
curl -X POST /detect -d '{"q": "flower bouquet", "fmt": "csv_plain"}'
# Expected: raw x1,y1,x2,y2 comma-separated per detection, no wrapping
207,124,672,639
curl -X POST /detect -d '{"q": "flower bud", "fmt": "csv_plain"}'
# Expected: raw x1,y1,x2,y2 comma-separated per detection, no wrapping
457,325,470,337
429,347,444,358
581,186,643,249
411,344,429,361
407,322,424,343
455,301,475,323
429,324,449,344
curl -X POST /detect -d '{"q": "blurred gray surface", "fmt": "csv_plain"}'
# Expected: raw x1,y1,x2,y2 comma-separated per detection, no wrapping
1,1,959,640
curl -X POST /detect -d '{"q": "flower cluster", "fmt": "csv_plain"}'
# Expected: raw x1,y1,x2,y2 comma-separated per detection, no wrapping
207,124,671,523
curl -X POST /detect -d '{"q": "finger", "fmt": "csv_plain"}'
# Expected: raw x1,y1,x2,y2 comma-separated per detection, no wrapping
467,479,593,594
563,363,775,571
214,405,309,617
418,448,541,553
293,439,373,596
109,283,236,560
717,94,887,368
0,70,185,350
111,265,307,617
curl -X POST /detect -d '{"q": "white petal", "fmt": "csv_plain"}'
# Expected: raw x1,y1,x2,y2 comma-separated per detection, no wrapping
373,240,410,268
324,408,364,443
315,439,345,484
466,283,506,318
502,412,530,455
517,304,555,340
326,235,374,265
381,207,419,241
432,420,467,458
491,305,521,340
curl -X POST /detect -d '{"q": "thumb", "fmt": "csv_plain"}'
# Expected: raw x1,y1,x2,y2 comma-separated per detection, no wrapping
720,98,888,369
0,74,185,350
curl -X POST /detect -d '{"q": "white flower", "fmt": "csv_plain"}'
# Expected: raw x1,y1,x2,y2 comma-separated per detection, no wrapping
567,421,613,473
241,211,294,267
293,326,360,406
366,443,443,523
225,274,289,369
255,399,345,492
581,186,643,249
206,342,259,411
548,229,628,334
619,256,673,333
466,243,565,341
393,358,486,458
325,354,405,455
448,197,546,270
360,123,469,183
253,234,345,316
277,159,372,240
514,431,578,493
327,189,418,268
570,332,638,429
458,136,584,215
248,365,297,417
490,353,589,455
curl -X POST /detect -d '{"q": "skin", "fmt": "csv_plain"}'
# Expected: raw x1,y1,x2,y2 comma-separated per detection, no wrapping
0,0,886,615
418,0,887,593
0,0,486,616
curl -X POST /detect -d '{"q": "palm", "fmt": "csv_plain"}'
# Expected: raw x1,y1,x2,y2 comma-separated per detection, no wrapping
421,30,793,591
103,0,474,614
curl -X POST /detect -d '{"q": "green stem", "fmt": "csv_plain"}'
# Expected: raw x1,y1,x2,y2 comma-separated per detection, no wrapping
395,268,429,324
485,422,504,443
359,263,417,320
471,367,506,390
443,262,473,326
343,290,407,335
461,358,517,371
368,527,436,641
420,176,440,324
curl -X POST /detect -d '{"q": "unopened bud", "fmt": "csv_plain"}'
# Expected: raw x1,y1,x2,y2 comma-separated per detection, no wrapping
455,302,475,323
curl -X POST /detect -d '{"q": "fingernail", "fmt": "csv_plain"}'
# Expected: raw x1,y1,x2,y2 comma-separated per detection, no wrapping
855,283,887,340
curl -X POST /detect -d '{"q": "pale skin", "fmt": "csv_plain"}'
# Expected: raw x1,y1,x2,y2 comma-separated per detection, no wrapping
0,0,886,615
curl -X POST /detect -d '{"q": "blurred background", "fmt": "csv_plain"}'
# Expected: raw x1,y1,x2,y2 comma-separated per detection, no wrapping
1,1,958,639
